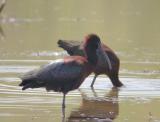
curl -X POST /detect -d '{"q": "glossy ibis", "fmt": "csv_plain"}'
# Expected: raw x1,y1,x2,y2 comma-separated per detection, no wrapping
19,34,110,110
58,38,123,87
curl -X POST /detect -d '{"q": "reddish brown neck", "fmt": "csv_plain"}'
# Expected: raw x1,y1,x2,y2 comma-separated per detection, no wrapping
85,46,98,65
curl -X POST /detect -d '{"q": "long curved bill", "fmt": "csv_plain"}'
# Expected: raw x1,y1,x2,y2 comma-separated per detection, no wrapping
97,43,112,71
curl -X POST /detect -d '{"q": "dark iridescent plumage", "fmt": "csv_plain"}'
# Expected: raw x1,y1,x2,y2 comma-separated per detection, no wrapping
20,58,90,93
58,39,123,87
19,34,108,110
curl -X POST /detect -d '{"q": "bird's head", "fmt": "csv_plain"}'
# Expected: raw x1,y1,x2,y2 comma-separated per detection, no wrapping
84,34,101,50
83,34,112,70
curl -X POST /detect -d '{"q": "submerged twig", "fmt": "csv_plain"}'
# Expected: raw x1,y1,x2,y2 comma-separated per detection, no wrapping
0,24,5,37
0,0,6,14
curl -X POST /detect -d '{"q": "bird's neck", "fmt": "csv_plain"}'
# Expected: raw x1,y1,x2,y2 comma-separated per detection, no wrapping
85,49,98,65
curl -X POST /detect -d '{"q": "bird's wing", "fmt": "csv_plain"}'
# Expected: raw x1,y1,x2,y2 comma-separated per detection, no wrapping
34,59,84,83
57,40,84,56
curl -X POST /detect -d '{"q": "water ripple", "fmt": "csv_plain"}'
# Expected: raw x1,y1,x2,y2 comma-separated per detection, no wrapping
0,65,38,73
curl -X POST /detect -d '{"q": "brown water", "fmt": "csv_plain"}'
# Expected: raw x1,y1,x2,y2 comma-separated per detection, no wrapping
0,0,160,122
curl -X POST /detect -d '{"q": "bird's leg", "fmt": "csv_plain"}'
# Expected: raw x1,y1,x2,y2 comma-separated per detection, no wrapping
91,87,98,97
62,93,66,118
90,74,98,87
62,93,66,109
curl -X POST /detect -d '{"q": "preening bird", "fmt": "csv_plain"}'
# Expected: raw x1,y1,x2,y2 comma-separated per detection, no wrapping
19,34,110,109
58,38,123,87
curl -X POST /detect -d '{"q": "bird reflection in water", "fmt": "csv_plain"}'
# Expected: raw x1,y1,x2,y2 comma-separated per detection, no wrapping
66,87,119,122
0,0,6,39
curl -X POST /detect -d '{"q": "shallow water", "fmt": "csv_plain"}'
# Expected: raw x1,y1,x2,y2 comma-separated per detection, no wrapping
0,0,160,122
0,59,160,122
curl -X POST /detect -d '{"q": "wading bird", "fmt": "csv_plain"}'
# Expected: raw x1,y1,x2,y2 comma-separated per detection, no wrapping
19,34,110,110
58,38,123,87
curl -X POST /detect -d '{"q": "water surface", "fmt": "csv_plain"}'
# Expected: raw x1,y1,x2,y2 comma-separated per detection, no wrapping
0,0,160,122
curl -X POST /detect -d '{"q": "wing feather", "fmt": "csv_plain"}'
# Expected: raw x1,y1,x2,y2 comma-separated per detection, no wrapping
35,59,83,83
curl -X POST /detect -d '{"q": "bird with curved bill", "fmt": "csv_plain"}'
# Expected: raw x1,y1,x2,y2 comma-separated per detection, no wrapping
58,37,123,87
19,34,111,116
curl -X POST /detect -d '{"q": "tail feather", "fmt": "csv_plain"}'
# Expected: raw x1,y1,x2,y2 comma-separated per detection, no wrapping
21,82,32,90
108,72,123,87
19,77,33,86
19,76,45,90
